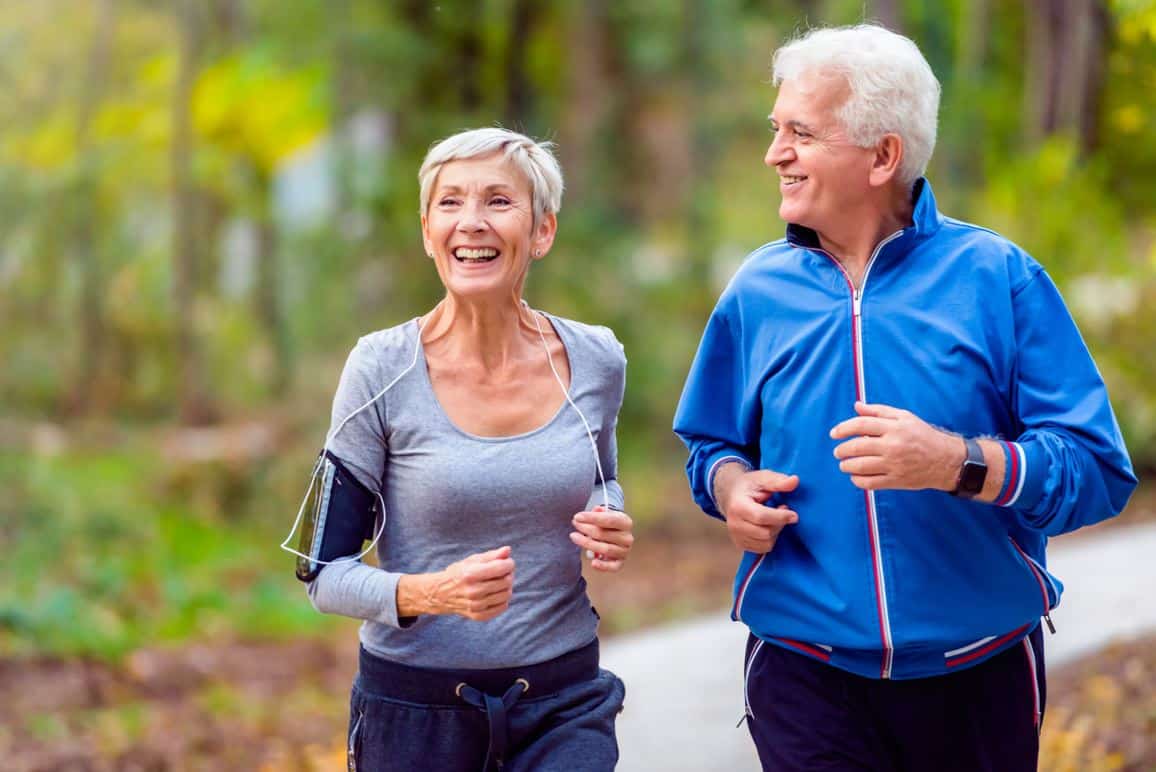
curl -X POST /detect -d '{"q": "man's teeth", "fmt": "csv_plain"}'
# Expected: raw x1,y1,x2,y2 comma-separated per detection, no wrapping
454,247,499,262
782,175,806,185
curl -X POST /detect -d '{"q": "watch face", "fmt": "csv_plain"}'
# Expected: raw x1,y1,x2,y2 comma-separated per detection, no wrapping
959,460,986,494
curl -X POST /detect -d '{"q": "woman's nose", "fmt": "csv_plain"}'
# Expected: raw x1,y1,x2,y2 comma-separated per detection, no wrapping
457,201,488,232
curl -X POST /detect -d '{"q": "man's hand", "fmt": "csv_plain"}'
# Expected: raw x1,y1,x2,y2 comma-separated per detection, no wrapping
830,401,965,491
714,464,800,554
398,546,516,621
570,505,634,572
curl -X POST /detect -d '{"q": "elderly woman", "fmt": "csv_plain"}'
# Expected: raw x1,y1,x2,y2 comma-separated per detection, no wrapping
287,127,633,771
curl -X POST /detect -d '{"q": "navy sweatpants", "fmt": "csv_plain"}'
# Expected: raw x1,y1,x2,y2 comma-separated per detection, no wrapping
347,640,625,771
744,625,1045,772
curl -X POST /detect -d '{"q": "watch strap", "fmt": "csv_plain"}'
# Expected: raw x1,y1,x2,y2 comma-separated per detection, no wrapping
951,436,987,498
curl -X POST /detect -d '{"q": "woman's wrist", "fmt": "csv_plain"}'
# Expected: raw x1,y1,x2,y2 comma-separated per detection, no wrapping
396,572,440,617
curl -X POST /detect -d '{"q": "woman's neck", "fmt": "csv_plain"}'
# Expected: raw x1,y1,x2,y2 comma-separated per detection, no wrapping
420,294,540,372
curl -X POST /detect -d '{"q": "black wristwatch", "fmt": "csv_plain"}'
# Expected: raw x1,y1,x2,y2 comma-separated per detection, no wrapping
951,436,987,498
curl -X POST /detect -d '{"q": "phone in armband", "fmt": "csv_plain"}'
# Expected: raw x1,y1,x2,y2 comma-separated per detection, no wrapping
295,450,379,582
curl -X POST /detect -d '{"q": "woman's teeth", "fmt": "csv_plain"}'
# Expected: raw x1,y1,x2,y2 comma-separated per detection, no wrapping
453,247,499,263
782,175,806,185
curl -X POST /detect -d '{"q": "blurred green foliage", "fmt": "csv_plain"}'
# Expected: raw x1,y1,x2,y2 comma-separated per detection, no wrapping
0,445,333,659
1,0,1154,658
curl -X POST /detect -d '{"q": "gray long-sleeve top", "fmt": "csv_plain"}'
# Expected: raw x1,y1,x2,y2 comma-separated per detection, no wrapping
306,314,626,669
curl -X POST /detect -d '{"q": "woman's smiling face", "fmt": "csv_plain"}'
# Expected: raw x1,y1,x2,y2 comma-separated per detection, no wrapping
422,153,556,301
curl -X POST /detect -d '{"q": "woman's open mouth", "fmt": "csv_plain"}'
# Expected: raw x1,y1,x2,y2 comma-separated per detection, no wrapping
453,247,500,264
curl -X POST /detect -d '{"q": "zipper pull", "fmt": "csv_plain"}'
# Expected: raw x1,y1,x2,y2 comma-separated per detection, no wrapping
735,712,749,729
853,288,863,316
1044,613,1056,634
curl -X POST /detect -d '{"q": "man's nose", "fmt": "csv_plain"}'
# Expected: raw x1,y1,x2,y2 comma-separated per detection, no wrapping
765,132,791,168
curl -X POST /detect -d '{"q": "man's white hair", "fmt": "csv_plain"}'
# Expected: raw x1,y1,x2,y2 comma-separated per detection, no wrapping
773,24,940,187
418,127,564,224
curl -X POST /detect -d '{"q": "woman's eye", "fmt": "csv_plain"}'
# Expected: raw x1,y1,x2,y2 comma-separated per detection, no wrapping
438,198,460,207
490,197,511,206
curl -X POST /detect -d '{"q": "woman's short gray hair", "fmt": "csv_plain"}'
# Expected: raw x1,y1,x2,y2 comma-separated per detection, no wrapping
772,24,940,187
418,128,564,224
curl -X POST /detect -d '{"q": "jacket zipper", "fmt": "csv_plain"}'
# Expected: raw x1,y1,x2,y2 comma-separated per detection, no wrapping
811,230,903,678
731,554,766,620
1010,538,1058,633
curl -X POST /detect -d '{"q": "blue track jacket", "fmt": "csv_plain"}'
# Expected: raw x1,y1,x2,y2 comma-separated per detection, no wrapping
674,179,1137,679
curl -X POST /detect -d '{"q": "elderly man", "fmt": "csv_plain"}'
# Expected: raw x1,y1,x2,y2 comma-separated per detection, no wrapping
674,24,1136,771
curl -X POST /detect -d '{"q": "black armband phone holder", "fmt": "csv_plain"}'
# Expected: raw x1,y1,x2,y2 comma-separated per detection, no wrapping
295,450,379,582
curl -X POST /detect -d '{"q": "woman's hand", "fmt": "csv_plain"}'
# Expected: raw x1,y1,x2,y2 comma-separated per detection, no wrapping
397,546,516,621
570,506,634,573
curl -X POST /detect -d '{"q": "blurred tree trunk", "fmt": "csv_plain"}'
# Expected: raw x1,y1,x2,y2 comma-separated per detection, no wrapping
171,0,214,423
1024,0,1108,155
569,1,637,221
504,0,536,126
254,168,290,396
200,0,246,295
458,15,482,111
67,0,115,415
331,0,356,217
684,0,718,290
211,0,247,42
944,0,990,185
958,0,991,90
562,0,611,203
871,0,903,31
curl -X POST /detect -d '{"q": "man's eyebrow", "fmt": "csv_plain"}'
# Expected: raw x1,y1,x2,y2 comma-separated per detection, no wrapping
768,116,818,133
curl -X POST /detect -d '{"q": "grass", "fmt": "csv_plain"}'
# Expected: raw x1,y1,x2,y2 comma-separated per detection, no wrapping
0,442,335,660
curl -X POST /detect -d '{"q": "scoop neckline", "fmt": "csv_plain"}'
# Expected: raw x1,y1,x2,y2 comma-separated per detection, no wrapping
410,312,577,443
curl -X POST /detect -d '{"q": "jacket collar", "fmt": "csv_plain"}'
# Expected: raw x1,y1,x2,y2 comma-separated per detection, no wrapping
785,177,944,252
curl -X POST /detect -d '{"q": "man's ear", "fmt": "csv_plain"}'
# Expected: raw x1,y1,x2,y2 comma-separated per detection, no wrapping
869,134,904,187
530,212,558,261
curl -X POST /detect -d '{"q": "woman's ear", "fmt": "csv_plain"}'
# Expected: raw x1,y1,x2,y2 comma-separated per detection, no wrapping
869,133,904,188
530,212,558,261
421,214,434,258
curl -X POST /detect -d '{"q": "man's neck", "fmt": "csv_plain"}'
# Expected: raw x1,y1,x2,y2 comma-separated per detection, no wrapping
817,187,915,287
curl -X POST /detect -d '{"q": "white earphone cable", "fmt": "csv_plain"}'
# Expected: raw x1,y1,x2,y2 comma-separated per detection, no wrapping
280,304,610,571
278,329,421,565
528,303,610,512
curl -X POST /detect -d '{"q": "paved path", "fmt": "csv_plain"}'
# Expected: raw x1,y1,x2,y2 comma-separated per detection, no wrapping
601,522,1156,772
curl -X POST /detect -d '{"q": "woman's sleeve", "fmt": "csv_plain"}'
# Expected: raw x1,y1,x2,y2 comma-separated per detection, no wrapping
586,329,626,511
305,337,413,628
